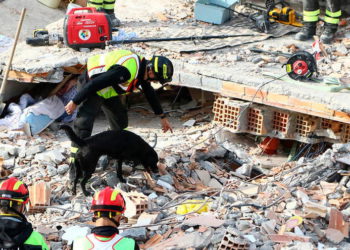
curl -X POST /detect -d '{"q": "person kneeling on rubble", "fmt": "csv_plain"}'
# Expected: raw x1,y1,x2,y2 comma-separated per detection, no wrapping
72,187,139,250
0,177,49,250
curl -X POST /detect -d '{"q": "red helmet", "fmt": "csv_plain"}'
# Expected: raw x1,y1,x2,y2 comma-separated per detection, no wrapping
91,187,126,214
0,177,29,204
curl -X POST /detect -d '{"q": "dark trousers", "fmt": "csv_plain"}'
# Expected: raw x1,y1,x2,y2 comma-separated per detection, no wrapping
69,80,128,181
72,85,128,146
303,0,340,12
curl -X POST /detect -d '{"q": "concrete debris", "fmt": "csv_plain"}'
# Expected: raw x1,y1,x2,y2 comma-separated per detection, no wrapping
0,3,350,247
0,112,349,249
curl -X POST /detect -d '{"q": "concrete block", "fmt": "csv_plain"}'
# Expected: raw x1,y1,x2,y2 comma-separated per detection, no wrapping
195,169,211,186
304,201,327,218
325,228,344,244
208,178,223,189
121,228,147,241
35,149,65,164
136,212,160,226
26,145,46,156
179,72,202,89
201,76,222,92
238,184,259,197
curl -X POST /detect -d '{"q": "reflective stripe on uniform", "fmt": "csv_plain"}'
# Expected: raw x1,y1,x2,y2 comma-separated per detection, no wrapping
24,231,49,250
303,9,320,22
326,9,341,18
304,15,319,22
324,16,340,24
103,0,115,10
96,86,119,98
71,147,79,153
303,9,320,16
87,50,141,99
87,0,103,8
69,157,75,163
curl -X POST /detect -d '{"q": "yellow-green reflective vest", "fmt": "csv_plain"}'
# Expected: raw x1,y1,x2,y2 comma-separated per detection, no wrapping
73,233,135,250
24,231,49,250
87,50,142,99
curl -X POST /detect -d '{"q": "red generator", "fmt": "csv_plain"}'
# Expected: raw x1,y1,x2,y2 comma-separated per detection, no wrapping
64,7,112,50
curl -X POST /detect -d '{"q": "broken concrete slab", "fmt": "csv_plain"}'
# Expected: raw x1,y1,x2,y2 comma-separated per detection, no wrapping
195,169,211,185
325,228,345,244
182,214,224,228
136,212,160,226
303,201,327,218
149,228,214,249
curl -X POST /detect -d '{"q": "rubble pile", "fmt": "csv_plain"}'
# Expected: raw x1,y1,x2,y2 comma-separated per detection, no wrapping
1,124,350,249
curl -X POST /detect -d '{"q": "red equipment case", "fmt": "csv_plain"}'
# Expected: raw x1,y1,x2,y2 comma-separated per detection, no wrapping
64,7,112,50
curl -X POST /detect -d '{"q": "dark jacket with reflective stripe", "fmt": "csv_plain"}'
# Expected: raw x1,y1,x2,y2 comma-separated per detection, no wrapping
73,62,163,115
0,216,48,250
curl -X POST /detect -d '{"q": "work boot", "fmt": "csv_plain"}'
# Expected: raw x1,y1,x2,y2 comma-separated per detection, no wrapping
109,13,121,27
320,24,338,44
295,22,316,41
105,10,121,27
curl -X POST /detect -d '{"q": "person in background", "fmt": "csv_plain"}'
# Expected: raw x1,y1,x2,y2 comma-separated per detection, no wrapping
87,0,120,26
0,177,49,250
72,187,139,249
295,0,341,44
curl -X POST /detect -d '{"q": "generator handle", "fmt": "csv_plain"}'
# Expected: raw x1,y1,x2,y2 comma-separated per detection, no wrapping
67,7,98,15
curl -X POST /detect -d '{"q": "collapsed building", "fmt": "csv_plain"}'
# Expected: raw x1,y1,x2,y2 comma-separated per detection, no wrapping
1,0,350,249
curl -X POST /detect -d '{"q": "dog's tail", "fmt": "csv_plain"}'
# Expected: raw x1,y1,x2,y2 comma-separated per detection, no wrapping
60,125,87,147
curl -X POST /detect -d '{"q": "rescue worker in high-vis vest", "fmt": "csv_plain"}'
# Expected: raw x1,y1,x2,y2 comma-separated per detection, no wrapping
65,49,173,182
72,187,139,250
87,0,120,26
295,0,341,44
0,177,49,250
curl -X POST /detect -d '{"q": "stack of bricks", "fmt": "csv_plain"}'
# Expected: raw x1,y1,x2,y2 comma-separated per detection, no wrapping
212,96,249,132
123,191,148,219
28,182,51,213
247,105,272,135
218,229,249,250
213,94,350,144
213,95,226,124
294,114,318,139
272,110,294,139
341,124,350,143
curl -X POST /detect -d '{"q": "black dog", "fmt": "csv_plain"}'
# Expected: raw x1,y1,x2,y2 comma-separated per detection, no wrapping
60,125,159,196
